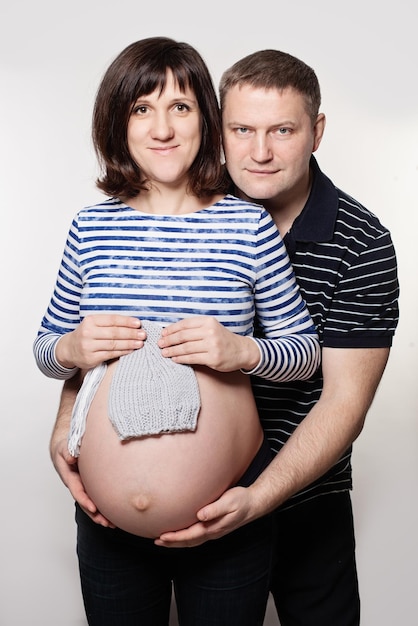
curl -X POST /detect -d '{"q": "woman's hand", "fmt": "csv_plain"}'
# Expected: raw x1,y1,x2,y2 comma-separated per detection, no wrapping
55,314,146,370
158,316,260,372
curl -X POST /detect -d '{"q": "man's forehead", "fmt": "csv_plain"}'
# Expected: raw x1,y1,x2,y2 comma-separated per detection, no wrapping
224,83,303,104
222,84,307,118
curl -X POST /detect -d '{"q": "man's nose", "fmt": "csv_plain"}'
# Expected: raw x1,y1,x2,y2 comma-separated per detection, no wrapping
250,135,273,162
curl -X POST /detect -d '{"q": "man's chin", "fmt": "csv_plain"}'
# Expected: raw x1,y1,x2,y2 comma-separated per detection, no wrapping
242,187,277,204
231,177,279,204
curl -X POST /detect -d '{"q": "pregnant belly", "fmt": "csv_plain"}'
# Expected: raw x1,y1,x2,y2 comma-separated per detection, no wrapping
77,362,263,538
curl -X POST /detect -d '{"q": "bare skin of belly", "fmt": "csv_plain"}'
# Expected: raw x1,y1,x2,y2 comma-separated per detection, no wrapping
77,361,264,538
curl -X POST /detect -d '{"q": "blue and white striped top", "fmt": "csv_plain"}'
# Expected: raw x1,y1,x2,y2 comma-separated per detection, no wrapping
34,194,319,381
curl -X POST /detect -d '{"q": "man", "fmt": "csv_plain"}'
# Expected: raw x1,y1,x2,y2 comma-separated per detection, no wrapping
50,50,399,625
155,50,399,625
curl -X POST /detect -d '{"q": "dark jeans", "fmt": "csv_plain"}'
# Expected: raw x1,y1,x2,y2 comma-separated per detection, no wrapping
271,491,360,626
76,438,274,626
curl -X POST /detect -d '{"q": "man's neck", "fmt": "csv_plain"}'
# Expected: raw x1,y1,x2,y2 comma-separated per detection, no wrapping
234,167,313,238
261,198,302,238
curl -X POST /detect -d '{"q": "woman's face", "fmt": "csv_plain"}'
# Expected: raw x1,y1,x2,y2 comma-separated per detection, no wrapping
127,70,202,189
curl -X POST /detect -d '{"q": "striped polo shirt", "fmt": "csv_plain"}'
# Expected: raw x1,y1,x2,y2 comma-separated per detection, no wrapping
251,156,399,508
34,194,319,383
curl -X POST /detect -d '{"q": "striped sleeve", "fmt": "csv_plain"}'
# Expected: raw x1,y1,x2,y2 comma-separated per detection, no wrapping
323,231,399,347
245,209,320,381
33,217,83,379
320,199,399,348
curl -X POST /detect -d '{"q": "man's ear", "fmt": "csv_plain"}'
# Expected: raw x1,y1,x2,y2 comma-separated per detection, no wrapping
313,113,326,152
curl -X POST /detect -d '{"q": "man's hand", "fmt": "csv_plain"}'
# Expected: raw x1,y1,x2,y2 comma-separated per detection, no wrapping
55,314,146,370
158,316,260,372
51,436,114,527
50,372,114,527
155,346,391,548
155,486,256,547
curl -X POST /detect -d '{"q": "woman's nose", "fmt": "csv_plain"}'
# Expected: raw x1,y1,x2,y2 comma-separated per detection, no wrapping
151,112,174,140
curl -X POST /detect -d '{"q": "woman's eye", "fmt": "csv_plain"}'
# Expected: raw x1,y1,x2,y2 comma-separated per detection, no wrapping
175,103,190,112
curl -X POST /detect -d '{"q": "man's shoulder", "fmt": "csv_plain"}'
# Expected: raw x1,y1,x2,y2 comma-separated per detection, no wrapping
335,187,391,238
296,158,392,245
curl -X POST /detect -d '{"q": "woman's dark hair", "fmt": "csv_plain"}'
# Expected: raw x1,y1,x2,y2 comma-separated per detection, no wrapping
92,37,228,198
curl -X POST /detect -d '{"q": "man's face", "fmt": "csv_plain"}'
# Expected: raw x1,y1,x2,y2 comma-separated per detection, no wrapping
222,84,324,210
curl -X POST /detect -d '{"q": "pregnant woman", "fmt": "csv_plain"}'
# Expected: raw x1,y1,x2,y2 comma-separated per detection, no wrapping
34,37,320,626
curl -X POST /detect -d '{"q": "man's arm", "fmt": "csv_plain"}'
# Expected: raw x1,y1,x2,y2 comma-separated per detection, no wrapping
47,313,147,525
155,345,390,547
50,372,114,527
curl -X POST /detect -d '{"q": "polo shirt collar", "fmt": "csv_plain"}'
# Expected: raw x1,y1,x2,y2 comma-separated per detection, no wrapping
290,156,338,243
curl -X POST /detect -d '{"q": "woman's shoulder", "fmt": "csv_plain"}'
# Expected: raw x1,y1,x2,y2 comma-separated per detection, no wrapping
212,194,268,217
71,197,134,225
80,196,127,215
218,193,263,209
215,195,277,233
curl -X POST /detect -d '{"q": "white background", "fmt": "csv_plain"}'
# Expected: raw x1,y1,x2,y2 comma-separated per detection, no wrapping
1,1,417,624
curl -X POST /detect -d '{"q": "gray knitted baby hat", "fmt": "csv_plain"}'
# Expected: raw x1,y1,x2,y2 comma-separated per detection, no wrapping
108,320,201,440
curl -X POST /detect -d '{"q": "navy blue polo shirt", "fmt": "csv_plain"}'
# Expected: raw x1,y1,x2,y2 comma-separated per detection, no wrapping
252,156,399,508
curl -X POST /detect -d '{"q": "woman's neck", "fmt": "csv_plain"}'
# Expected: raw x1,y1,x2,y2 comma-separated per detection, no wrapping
123,186,224,215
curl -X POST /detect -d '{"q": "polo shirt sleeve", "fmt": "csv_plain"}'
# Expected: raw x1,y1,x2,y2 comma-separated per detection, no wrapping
322,230,399,348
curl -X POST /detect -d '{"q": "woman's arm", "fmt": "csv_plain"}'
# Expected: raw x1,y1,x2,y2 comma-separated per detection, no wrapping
158,210,320,381
33,216,147,378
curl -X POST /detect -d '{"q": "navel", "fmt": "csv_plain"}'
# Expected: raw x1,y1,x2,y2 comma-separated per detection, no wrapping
131,493,152,512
